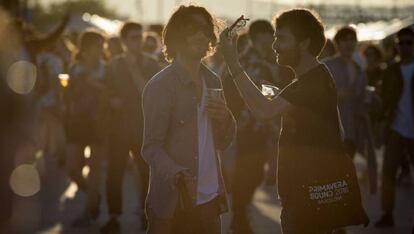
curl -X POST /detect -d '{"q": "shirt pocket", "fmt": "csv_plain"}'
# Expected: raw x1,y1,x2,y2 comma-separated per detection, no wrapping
171,97,198,127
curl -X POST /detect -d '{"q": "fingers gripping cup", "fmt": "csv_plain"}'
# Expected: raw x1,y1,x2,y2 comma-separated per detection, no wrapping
261,84,280,99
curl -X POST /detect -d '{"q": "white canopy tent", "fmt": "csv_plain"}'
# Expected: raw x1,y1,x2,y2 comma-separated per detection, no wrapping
66,13,124,36
325,16,414,42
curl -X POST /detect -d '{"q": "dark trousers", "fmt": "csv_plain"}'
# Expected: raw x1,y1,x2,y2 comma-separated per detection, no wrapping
147,198,221,234
381,130,414,214
106,129,149,216
0,139,14,224
231,147,267,234
0,131,19,224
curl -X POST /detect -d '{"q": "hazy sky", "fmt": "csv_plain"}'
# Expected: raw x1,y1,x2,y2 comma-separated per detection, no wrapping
39,0,413,23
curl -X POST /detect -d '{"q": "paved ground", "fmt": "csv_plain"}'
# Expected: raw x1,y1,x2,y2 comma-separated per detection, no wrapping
2,149,414,234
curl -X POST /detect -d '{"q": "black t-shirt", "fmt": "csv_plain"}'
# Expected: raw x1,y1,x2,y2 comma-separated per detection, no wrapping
279,63,343,149
275,64,369,228
277,64,345,202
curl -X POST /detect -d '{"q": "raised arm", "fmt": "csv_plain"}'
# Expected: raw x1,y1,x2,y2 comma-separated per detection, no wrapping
27,14,70,54
212,79,236,151
218,29,292,121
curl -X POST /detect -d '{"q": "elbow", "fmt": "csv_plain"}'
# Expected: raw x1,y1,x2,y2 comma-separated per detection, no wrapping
140,143,153,165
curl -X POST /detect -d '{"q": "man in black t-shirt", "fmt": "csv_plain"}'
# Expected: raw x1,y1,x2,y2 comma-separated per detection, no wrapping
220,9,368,233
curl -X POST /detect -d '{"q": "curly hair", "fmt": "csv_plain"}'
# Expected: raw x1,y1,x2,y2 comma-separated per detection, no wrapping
248,20,274,42
274,8,326,57
162,5,221,62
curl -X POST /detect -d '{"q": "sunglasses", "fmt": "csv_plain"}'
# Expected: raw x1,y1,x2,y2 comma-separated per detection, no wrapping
184,24,214,38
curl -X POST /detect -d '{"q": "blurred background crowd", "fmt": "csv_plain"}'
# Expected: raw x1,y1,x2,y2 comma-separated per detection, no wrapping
0,0,413,234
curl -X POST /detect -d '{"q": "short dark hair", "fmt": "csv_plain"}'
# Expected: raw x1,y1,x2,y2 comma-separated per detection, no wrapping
162,5,219,62
274,8,326,56
76,29,105,61
334,26,357,43
248,20,274,42
144,31,161,49
397,27,414,40
120,22,143,39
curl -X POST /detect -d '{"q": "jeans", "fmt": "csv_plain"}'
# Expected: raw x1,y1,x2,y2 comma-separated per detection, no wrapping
231,147,267,234
106,129,149,216
381,130,414,214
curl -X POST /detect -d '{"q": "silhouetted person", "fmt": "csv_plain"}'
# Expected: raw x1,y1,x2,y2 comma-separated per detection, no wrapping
107,37,124,60
142,5,235,234
0,15,69,229
102,22,161,233
0,56,23,231
64,30,108,227
363,44,386,148
220,9,368,233
376,27,414,228
324,27,367,159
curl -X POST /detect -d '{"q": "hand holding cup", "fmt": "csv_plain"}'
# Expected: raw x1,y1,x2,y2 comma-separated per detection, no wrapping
205,88,230,122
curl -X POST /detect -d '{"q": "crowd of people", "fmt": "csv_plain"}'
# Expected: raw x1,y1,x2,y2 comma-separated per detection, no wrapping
0,4,413,234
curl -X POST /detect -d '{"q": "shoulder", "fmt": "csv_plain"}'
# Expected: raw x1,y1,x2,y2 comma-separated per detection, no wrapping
316,64,336,87
318,63,334,79
300,64,336,91
322,56,340,67
351,60,364,73
145,64,176,90
202,63,221,84
142,53,160,65
68,62,82,75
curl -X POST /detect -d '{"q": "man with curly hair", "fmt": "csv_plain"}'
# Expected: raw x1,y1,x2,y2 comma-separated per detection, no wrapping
142,5,236,234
